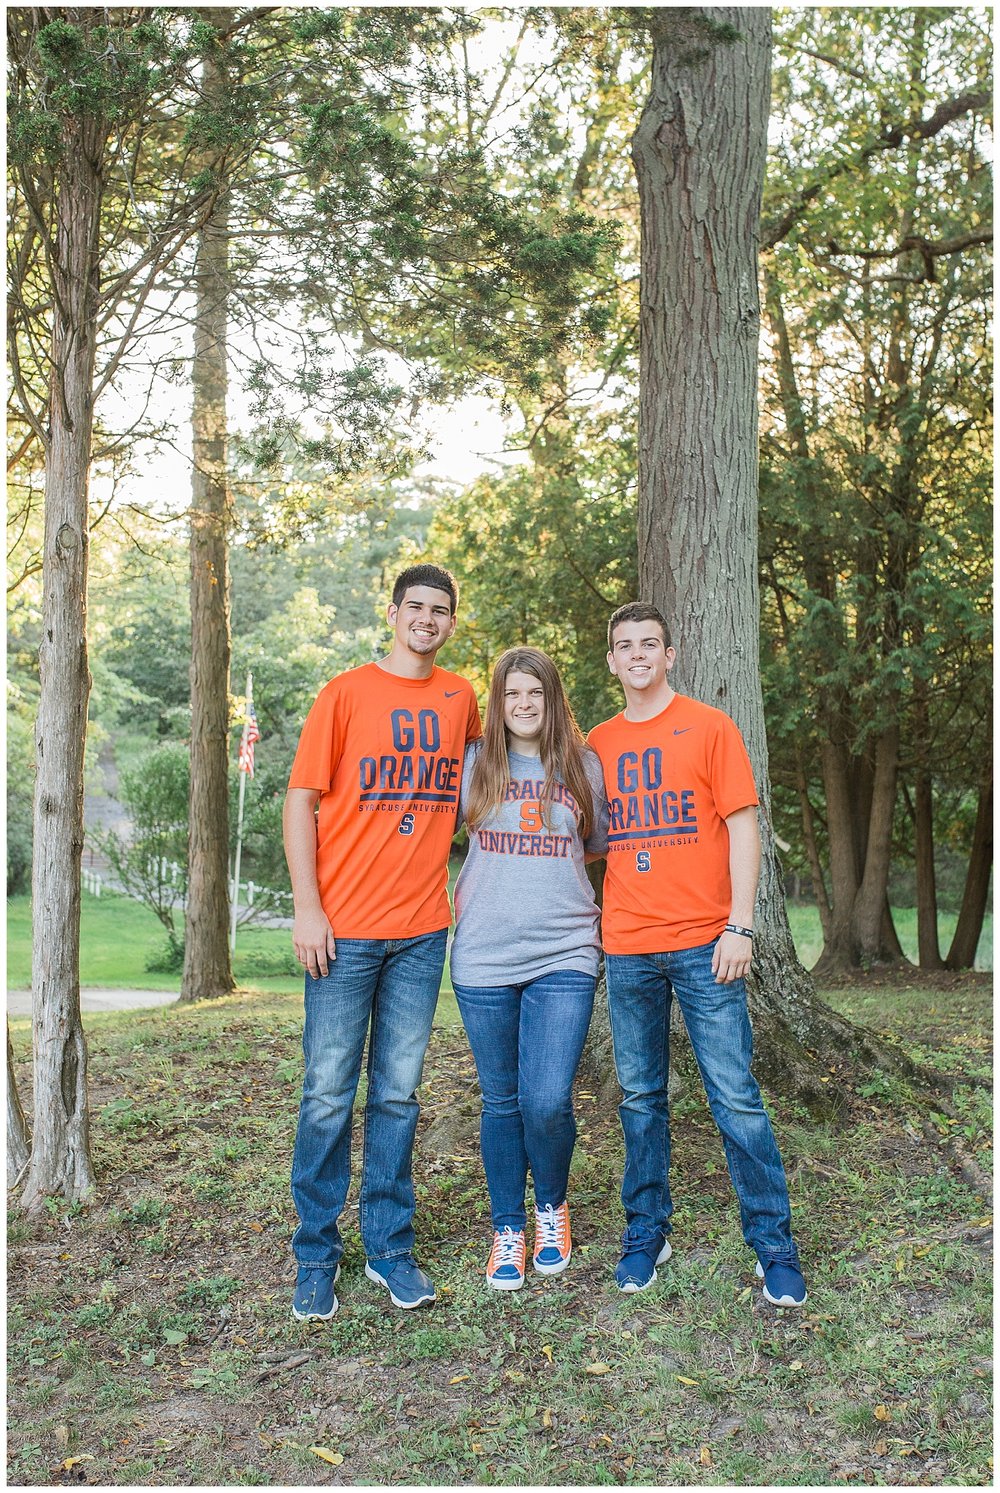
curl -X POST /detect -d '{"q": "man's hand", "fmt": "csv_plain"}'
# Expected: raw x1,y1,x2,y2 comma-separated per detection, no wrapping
712,929,752,984
293,909,337,979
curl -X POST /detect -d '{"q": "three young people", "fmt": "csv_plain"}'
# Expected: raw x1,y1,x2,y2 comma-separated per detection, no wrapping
284,567,806,1318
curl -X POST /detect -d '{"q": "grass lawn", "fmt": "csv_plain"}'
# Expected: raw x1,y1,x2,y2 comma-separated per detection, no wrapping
7,975,992,1487
6,893,991,995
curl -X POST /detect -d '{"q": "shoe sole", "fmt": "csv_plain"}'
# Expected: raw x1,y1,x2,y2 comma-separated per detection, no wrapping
617,1239,672,1294
487,1273,524,1291
755,1260,807,1307
364,1262,436,1309
291,1264,340,1321
533,1246,571,1276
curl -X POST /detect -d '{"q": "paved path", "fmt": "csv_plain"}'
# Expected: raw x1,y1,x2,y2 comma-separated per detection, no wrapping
7,989,178,1017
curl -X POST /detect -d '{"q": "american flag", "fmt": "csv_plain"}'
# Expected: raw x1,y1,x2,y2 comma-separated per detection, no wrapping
238,699,261,777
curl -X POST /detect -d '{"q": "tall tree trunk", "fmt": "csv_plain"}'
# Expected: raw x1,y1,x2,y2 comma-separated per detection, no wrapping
21,92,104,1209
181,13,235,1002
8,1024,31,1188
851,725,902,962
913,781,942,970
631,7,845,1114
816,741,862,971
946,780,993,970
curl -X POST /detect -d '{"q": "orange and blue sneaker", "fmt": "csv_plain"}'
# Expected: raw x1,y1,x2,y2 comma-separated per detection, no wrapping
487,1227,526,1291
533,1201,572,1275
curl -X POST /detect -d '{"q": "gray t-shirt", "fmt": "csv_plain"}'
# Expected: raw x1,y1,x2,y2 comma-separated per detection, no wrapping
450,744,609,987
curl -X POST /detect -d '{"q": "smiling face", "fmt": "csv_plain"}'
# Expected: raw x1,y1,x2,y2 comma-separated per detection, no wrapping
607,619,676,700
386,585,456,659
502,670,545,752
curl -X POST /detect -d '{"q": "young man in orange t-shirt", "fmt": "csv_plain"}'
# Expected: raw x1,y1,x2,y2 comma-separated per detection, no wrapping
588,602,806,1307
284,564,481,1319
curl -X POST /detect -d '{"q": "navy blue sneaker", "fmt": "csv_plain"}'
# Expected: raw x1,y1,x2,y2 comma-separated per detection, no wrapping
756,1257,807,1307
292,1264,340,1321
365,1255,436,1309
614,1232,672,1293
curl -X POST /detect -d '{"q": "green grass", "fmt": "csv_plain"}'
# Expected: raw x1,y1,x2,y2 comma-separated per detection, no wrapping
7,977,992,1487
7,892,991,995
785,901,992,971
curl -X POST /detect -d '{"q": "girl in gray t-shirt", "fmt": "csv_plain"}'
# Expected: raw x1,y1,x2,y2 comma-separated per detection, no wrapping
450,647,608,1292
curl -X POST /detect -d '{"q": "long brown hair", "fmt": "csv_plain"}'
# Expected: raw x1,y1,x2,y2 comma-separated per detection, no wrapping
466,647,595,838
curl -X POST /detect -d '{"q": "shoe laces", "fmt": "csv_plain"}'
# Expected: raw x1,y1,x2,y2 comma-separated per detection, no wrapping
492,1228,524,1269
536,1203,567,1250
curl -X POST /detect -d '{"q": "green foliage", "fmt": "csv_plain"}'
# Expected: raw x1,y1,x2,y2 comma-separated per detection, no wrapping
6,708,35,895
96,744,189,937
757,9,992,940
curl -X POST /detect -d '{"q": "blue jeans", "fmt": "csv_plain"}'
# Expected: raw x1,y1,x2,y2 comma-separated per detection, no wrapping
291,929,447,1268
605,942,796,1262
453,970,596,1231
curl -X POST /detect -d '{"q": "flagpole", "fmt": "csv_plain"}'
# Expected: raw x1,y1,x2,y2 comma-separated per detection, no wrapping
230,671,252,956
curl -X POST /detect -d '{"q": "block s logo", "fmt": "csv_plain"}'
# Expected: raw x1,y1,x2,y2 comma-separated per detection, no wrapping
398,813,415,836
636,851,651,872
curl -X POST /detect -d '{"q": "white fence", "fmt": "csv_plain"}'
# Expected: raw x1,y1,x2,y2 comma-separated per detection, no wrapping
82,860,293,916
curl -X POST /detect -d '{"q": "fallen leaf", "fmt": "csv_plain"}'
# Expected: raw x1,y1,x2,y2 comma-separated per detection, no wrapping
61,1457,95,1470
471,1442,483,1453
541,1345,553,1363
504,1370,525,1383
699,1446,713,1466
542,1408,554,1429
789,1360,804,1371
249,1221,264,1233
737,1286,752,1301
676,1375,700,1386
875,1440,888,1456
874,1405,891,1422
585,1362,611,1375
54,1427,70,1452
450,1375,470,1385
309,1446,344,1466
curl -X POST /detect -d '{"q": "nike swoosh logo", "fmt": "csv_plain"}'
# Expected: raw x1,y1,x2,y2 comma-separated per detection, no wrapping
444,690,461,698
673,728,694,735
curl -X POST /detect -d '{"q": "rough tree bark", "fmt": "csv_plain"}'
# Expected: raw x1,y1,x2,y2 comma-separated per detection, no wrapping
625,6,918,1115
20,74,104,1207
181,10,235,1002
8,1024,31,1188
946,779,992,970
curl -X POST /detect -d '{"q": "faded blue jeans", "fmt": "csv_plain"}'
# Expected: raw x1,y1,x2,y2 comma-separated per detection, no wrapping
605,941,797,1263
453,969,596,1231
291,929,447,1269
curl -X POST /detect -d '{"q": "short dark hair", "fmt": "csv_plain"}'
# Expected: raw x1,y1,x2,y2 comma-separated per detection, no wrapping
608,601,671,650
392,563,459,614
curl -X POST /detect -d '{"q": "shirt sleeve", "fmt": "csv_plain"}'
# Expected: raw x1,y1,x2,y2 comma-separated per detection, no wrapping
287,681,345,791
709,713,759,819
583,749,610,856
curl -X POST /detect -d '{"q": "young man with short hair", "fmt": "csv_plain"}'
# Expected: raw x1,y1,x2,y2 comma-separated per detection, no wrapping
588,601,806,1307
284,563,481,1319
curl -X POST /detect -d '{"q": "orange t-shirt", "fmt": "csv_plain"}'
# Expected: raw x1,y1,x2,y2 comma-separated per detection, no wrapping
288,662,482,939
588,694,758,954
